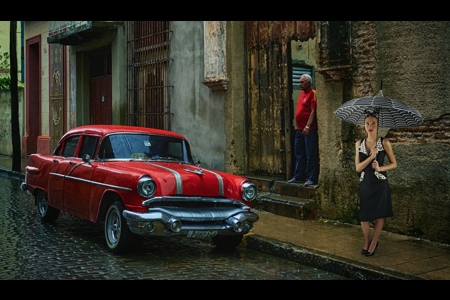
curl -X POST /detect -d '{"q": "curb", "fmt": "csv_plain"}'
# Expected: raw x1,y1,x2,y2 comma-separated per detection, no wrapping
243,233,424,280
0,167,25,181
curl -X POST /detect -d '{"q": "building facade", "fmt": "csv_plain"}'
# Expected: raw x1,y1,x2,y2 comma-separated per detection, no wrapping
21,21,450,244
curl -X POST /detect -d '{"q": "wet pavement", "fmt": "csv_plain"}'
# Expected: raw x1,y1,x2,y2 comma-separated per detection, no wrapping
0,160,346,280
2,155,450,280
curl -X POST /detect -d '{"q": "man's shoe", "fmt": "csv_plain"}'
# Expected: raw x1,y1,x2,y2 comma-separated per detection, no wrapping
304,180,315,186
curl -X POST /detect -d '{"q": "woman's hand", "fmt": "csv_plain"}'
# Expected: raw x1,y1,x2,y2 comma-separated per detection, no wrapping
369,146,378,160
372,159,381,172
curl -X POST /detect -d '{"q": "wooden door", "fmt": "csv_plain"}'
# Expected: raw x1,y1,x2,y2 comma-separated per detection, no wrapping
90,76,112,125
246,21,293,179
90,48,112,125
49,43,66,152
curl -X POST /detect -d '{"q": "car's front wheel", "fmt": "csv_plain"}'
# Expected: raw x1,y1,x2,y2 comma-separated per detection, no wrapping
36,189,60,222
104,201,133,254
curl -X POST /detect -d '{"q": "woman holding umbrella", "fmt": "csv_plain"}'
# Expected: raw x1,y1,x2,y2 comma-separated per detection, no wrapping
335,87,421,256
355,113,397,256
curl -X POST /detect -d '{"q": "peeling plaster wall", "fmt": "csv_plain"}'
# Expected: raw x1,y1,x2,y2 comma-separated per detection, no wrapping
169,21,226,172
375,21,450,242
0,91,24,155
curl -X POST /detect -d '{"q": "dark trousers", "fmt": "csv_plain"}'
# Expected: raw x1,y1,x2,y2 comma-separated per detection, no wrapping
293,129,318,183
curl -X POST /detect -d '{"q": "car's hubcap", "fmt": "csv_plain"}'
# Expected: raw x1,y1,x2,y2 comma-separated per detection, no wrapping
107,209,121,245
38,193,48,215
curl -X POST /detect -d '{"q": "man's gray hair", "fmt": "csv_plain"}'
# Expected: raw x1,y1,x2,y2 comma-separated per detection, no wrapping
301,74,312,83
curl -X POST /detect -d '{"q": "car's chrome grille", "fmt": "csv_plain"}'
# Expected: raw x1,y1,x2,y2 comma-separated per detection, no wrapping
147,206,247,222
142,196,247,209
141,196,249,222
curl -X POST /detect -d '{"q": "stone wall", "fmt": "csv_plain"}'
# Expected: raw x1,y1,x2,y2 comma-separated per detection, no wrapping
375,21,450,243
0,90,24,156
316,21,450,244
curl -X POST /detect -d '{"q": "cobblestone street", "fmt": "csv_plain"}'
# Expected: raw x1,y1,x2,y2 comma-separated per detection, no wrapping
0,176,347,280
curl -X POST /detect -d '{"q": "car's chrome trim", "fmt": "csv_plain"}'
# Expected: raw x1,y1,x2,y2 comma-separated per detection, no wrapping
202,169,224,197
142,196,248,209
49,172,132,192
145,162,182,195
123,209,259,237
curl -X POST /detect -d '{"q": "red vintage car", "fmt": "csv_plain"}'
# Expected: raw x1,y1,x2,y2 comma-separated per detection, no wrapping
21,125,258,253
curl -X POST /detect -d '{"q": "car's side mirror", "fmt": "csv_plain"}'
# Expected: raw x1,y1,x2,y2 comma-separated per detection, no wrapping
82,154,91,165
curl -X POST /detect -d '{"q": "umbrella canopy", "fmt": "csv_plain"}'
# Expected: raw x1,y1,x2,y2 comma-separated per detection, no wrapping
334,90,422,128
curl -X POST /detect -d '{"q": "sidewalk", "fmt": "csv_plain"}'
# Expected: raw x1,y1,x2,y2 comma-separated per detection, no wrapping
245,211,450,280
1,155,449,280
0,155,27,179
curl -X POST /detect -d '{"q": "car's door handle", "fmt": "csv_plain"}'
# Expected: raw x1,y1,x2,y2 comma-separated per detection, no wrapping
53,159,59,163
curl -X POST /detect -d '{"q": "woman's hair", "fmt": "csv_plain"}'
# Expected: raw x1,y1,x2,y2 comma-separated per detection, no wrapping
365,112,378,120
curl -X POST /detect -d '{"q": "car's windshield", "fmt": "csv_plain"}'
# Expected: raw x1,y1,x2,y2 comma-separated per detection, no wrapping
97,133,194,163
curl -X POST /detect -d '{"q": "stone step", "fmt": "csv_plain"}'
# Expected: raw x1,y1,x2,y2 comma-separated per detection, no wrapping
252,192,319,220
244,175,319,220
244,175,318,199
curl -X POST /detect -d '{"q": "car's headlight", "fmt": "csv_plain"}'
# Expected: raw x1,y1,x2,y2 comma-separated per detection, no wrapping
241,182,257,201
137,176,157,198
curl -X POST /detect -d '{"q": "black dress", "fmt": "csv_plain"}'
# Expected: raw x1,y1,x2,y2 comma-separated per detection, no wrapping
358,137,393,222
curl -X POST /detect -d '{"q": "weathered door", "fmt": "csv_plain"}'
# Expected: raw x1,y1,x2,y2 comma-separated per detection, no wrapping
90,48,112,125
245,21,316,179
49,43,65,152
246,21,293,179
90,76,112,125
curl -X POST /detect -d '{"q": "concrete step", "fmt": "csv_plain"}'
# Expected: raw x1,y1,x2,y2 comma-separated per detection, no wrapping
252,192,319,220
244,175,319,220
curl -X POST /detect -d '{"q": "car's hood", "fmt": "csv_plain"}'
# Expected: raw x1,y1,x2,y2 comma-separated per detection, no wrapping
106,161,233,198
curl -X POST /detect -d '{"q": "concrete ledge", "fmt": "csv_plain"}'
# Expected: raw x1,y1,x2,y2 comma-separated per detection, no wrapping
243,233,424,280
244,233,423,280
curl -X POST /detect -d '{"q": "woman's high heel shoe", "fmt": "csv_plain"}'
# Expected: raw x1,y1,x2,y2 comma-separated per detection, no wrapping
366,241,378,256
361,240,371,255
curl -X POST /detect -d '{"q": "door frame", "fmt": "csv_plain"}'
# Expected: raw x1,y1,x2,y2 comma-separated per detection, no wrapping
24,35,41,157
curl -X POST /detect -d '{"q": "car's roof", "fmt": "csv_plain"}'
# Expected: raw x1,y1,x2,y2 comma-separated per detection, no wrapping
62,125,187,141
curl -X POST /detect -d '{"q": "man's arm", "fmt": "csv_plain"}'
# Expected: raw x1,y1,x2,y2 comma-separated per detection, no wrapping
302,108,316,136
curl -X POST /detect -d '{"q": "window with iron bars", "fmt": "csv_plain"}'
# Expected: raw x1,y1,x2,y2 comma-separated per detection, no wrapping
126,21,172,130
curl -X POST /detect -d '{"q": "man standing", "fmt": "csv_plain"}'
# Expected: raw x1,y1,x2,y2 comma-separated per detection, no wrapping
289,74,318,186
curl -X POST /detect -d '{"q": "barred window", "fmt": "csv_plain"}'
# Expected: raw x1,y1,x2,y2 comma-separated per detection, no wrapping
126,21,172,130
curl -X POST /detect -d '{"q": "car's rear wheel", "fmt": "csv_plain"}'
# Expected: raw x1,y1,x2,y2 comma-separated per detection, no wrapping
36,189,60,222
212,234,243,250
105,201,133,254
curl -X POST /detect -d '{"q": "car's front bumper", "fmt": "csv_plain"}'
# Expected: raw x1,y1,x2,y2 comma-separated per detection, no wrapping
123,197,259,237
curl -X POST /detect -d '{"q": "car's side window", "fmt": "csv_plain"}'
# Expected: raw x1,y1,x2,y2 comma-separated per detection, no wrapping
98,136,115,159
54,144,62,156
79,136,99,159
62,136,80,158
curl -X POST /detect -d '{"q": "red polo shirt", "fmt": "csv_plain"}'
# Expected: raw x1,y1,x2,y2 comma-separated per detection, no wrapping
295,88,318,130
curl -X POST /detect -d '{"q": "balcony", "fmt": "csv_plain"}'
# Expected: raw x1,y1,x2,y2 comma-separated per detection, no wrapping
47,21,123,45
